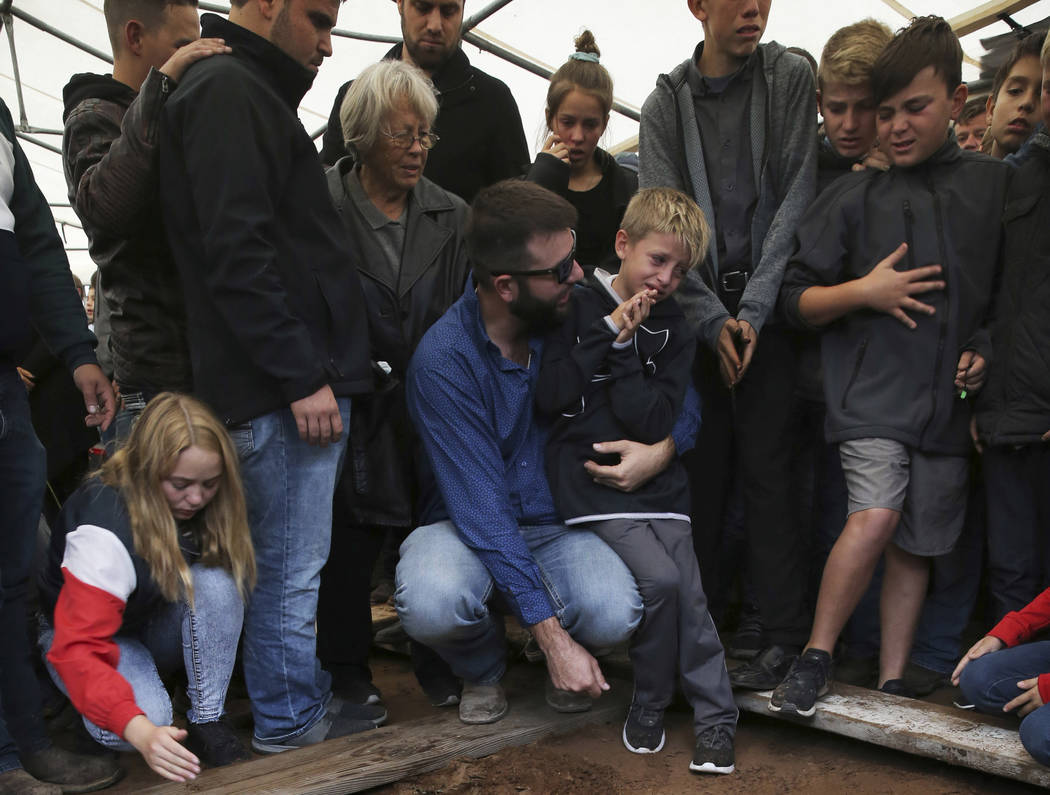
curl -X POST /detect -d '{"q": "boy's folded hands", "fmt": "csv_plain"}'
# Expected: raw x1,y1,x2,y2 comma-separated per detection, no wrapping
610,289,656,344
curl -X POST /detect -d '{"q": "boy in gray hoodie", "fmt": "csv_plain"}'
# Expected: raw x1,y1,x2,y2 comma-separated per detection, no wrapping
638,0,817,690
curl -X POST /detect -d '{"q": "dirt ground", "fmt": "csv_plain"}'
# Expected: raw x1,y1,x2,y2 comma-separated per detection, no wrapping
94,648,1045,794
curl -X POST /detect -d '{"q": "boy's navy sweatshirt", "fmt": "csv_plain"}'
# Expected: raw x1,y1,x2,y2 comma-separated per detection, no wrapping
536,270,695,524
780,137,1010,456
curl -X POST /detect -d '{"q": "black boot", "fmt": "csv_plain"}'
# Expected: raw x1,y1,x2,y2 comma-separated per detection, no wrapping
20,746,123,792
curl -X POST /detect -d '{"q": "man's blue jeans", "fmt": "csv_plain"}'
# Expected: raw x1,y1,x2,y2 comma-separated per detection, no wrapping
40,564,243,748
232,401,350,743
0,368,50,772
395,520,643,684
959,641,1050,765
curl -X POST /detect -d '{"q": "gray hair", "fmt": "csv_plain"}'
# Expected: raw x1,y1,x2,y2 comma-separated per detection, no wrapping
339,59,440,157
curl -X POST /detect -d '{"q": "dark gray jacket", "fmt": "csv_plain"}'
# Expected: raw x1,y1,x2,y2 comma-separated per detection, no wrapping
780,138,1010,456
63,69,191,392
639,42,816,349
976,133,1050,446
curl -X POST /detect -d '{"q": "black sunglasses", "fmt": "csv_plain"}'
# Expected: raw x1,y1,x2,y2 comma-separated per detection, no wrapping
493,230,577,284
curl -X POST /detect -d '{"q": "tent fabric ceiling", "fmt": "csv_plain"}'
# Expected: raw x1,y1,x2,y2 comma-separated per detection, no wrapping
2,0,1047,279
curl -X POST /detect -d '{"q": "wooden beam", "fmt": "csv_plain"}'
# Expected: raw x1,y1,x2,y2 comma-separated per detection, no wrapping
949,0,1040,38
138,685,630,794
608,134,639,156
735,682,1050,789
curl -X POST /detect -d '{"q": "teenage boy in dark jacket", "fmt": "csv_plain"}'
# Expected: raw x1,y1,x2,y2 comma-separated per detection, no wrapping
639,0,817,690
975,34,1050,622
0,97,119,794
158,0,375,754
773,16,1010,717
62,0,228,440
319,0,528,202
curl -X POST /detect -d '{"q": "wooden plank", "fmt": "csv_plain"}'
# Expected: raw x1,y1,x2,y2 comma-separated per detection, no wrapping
949,0,1040,37
139,685,630,795
735,681,1050,789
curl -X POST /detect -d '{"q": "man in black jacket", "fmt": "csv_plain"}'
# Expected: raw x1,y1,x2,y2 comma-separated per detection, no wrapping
158,0,377,754
63,0,229,441
318,0,528,202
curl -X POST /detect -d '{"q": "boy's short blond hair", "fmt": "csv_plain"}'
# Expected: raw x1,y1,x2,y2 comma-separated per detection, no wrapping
818,19,893,91
620,188,710,271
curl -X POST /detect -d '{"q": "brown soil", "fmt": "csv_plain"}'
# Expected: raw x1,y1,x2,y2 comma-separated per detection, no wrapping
96,650,1044,794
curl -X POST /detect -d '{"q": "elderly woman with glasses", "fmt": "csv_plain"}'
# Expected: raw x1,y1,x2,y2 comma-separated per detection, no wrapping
318,58,470,710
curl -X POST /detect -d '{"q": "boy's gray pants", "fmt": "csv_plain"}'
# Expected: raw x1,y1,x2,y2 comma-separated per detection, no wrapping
588,517,738,734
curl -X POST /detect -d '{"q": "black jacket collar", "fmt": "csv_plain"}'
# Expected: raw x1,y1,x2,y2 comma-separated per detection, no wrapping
382,42,474,95
62,73,136,121
201,13,315,109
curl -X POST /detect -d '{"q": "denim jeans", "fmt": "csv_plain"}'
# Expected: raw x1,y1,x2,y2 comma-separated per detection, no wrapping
39,564,243,749
958,641,1050,765
232,401,351,742
395,520,643,684
111,389,158,449
984,444,1050,623
0,368,50,772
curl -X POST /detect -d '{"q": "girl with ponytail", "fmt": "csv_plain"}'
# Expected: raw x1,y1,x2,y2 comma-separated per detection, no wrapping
527,30,638,273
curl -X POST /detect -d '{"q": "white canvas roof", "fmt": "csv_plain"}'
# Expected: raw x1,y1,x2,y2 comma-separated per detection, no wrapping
2,0,1047,280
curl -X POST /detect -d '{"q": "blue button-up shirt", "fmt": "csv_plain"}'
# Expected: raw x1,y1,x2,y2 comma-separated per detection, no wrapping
407,287,560,625
407,286,702,626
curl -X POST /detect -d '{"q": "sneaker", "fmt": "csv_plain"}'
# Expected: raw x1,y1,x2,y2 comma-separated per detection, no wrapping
251,710,379,754
20,746,123,792
689,725,735,774
330,670,383,706
373,620,411,655
545,677,592,714
878,678,917,699
622,703,665,754
327,695,388,726
768,648,832,717
184,719,251,767
729,644,798,690
902,662,950,697
0,768,61,795
459,682,508,725
727,605,763,661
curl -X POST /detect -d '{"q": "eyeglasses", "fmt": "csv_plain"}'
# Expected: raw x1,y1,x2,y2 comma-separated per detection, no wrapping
493,230,577,283
381,130,440,150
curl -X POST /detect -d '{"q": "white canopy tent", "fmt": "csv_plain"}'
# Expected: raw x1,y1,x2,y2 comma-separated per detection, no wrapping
1,0,1046,281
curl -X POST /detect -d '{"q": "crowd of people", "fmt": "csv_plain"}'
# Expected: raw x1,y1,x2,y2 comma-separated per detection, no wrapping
2,0,1049,791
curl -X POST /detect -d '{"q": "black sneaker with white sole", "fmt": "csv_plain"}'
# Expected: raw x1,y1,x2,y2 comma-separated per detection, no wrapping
768,648,831,717
622,703,665,754
690,725,735,774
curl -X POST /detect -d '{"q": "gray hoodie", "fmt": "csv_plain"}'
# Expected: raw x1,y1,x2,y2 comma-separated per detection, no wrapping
639,42,816,350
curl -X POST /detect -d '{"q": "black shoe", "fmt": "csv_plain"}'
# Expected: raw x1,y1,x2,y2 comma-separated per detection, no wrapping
727,605,763,661
729,645,797,690
902,662,949,697
689,725,735,774
622,703,665,754
20,746,123,793
185,719,251,767
332,676,383,706
0,768,61,795
768,648,831,717
832,654,878,688
879,678,917,699
328,695,388,726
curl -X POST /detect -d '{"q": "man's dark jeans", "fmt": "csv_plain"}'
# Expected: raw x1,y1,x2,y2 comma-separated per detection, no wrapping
0,367,50,771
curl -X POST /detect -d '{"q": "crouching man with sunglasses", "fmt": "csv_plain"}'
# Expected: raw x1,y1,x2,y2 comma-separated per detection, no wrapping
397,180,699,725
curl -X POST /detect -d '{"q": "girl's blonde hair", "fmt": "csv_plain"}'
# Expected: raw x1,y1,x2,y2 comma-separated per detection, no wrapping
96,393,255,606
545,30,614,128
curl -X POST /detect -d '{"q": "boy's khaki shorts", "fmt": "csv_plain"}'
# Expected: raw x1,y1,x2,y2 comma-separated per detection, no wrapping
839,437,969,557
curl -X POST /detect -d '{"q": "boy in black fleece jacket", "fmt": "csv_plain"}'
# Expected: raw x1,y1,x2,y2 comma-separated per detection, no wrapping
536,188,737,774
772,16,1010,717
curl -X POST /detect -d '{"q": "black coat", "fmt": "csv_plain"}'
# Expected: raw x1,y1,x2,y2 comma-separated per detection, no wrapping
159,15,372,425
977,135,1050,446
781,138,1010,455
320,44,528,203
326,159,470,527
